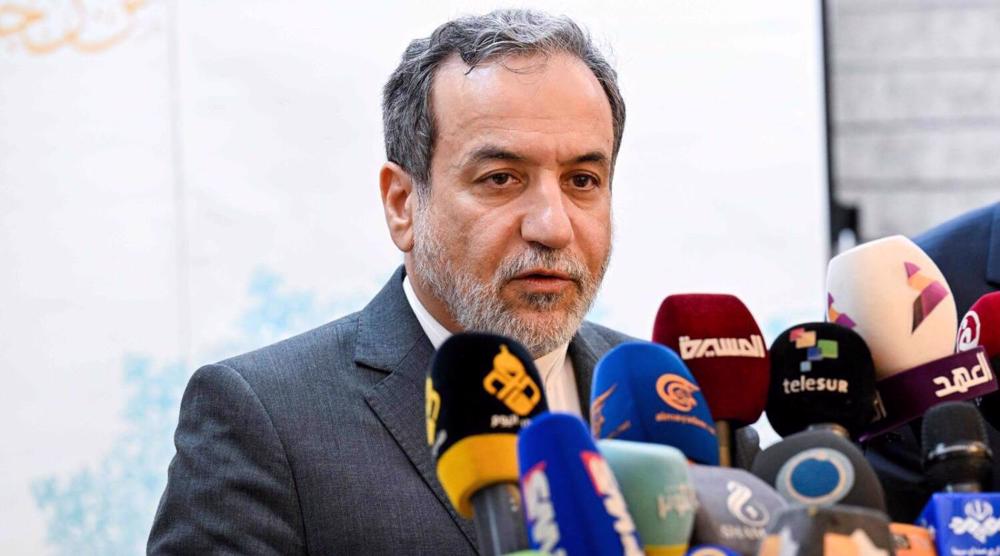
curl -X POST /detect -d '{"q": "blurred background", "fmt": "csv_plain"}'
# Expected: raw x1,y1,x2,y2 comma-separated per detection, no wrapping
0,0,994,553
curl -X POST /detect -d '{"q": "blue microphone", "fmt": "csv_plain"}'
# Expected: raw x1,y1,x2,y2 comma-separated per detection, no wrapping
591,341,720,465
518,412,644,556
917,402,1000,553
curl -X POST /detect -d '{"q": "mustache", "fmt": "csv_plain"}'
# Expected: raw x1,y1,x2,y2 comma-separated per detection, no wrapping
494,247,589,286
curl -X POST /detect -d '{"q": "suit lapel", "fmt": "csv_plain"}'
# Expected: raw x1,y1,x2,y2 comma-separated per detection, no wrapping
356,267,478,550
568,330,599,424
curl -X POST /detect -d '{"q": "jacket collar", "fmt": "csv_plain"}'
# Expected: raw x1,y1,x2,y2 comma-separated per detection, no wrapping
355,267,604,552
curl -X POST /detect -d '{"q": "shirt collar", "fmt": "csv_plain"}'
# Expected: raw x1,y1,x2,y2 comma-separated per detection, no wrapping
402,275,569,382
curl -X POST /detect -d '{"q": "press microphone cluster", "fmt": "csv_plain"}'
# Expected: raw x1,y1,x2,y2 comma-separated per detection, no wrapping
418,233,1000,555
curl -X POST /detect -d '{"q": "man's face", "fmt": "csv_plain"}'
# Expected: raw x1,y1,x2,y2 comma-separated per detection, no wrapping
409,51,615,357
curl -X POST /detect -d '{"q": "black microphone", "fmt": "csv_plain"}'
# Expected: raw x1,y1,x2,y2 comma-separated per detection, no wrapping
917,401,1000,554
427,333,548,556
751,428,887,513
766,322,877,440
922,401,993,493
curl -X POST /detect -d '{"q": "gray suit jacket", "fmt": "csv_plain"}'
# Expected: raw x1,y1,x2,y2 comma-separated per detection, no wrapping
148,266,633,554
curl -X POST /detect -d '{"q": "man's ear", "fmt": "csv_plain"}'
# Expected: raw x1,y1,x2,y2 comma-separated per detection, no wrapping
380,162,418,252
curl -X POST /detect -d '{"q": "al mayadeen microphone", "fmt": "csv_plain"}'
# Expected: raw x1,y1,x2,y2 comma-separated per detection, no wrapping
426,333,548,556
590,341,720,465
517,412,644,556
917,401,1000,554
652,293,770,467
589,340,784,554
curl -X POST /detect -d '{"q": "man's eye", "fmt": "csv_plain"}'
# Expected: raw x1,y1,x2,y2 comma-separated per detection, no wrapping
487,173,513,186
570,174,599,189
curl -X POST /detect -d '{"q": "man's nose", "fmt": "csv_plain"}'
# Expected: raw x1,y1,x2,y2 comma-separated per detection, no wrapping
521,176,573,249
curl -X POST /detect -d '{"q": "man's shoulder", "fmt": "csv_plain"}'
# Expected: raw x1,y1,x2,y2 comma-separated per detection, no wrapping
914,201,997,257
214,310,366,393
578,320,638,356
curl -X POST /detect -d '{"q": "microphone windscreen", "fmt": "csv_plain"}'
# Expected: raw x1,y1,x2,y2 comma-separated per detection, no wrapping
428,333,548,517
957,291,1000,356
734,425,761,471
688,465,787,554
759,505,894,556
591,341,720,465
826,235,958,378
889,523,936,556
751,428,887,513
766,322,877,438
921,401,992,490
958,292,1000,430
686,546,741,556
598,439,696,555
652,294,770,425
518,412,644,556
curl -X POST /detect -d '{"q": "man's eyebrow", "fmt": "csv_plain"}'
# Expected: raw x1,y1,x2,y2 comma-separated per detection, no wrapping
460,147,611,168
461,146,528,167
566,151,610,167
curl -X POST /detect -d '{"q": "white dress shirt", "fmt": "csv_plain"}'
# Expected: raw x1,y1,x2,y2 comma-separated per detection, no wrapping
403,276,582,416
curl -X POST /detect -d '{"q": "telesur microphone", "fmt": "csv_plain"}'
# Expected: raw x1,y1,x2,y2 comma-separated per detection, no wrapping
766,322,877,439
918,401,1000,554
957,291,1000,430
751,428,888,513
427,333,547,556
518,412,644,556
758,505,895,556
826,235,996,439
598,438,696,556
591,341,720,465
687,465,787,555
652,294,770,467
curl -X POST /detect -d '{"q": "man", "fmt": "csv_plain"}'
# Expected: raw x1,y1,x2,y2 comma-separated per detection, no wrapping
148,9,631,554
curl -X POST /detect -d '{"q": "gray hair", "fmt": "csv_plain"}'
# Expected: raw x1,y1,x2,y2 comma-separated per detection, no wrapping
382,9,626,192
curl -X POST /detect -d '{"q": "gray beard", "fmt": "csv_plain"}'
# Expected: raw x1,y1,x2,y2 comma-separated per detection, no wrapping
410,203,609,358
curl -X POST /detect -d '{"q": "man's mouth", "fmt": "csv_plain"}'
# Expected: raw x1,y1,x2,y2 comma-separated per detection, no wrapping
510,269,576,294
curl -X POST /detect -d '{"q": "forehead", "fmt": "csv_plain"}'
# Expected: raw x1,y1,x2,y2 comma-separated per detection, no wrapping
430,51,614,163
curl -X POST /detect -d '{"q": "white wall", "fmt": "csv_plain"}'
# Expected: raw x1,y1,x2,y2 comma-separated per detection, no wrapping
0,1,827,553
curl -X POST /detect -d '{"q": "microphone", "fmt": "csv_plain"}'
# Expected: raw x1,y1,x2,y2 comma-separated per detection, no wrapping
888,523,936,556
826,235,996,439
750,428,888,513
733,425,761,471
597,438,697,556
590,341,720,465
652,293,770,467
766,322,877,439
427,333,547,556
686,546,741,555
517,412,644,556
687,464,788,555
917,401,1000,554
956,291,1000,430
758,505,895,555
